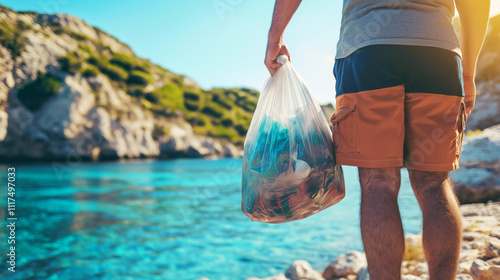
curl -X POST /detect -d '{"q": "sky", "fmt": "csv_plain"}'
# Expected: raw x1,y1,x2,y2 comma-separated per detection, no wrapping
1,0,500,104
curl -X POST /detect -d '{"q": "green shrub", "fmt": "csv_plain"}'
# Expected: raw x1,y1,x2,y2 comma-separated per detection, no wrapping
0,20,27,58
212,94,232,109
184,99,199,111
110,52,135,71
188,116,208,126
156,83,185,111
208,126,239,142
171,76,184,86
87,56,102,66
17,72,62,111
201,103,224,118
80,65,99,77
239,99,257,112
211,118,222,125
89,57,128,81
234,124,248,136
224,90,239,100
19,11,37,15
70,32,88,41
46,22,64,35
126,70,152,86
152,124,170,139
240,88,259,97
102,63,128,81
184,91,201,101
128,85,146,98
221,118,233,126
134,61,151,73
93,26,105,36
144,92,159,104
79,45,95,56
16,20,31,31
59,52,81,74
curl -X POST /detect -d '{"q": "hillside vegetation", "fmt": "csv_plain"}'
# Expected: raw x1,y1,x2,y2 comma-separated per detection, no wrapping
0,4,256,146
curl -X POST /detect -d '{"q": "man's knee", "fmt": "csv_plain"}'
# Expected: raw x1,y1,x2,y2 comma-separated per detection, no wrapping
358,167,401,194
408,169,450,191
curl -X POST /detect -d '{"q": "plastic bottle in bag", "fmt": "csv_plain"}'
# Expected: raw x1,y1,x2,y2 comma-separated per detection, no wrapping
241,55,345,223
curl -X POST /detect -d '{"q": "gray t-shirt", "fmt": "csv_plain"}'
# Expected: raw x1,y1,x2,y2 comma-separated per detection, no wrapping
335,0,461,59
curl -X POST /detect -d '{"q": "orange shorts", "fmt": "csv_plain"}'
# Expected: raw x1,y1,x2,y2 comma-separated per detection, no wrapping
331,45,467,172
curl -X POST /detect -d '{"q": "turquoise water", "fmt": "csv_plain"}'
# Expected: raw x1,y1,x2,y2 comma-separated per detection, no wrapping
0,158,422,280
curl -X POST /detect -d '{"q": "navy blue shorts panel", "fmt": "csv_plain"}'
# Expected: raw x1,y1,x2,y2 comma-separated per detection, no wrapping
333,44,465,98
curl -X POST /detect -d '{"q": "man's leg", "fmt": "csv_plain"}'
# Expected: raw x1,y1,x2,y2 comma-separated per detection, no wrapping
358,167,405,280
408,170,462,280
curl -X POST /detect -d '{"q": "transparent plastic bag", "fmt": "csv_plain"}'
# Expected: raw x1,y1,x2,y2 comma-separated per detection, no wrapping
241,55,345,223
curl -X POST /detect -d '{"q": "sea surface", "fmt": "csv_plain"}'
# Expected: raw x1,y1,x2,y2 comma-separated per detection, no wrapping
0,158,422,280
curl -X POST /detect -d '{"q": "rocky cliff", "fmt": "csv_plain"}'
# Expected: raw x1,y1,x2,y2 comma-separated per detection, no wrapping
0,5,256,162
452,125,500,204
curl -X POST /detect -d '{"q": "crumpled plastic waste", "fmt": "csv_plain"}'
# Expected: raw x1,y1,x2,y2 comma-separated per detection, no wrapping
241,55,345,223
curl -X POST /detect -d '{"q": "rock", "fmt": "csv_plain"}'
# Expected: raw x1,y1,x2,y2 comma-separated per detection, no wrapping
465,89,500,131
285,260,324,280
455,274,473,280
246,274,289,280
470,259,490,280
458,261,474,275
158,124,241,159
0,110,7,140
406,262,428,276
401,275,421,280
180,75,202,91
487,257,500,266
419,274,429,280
486,239,500,258
356,266,370,280
464,232,488,241
323,251,367,279
451,125,500,204
490,228,500,239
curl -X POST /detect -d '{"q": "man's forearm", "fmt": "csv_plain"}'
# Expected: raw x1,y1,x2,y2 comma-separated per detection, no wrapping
455,0,490,77
268,0,302,42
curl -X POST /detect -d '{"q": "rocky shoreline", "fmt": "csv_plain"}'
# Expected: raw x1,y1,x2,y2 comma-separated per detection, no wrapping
196,202,500,280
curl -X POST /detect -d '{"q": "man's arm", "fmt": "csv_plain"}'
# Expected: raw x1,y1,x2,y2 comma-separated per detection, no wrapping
264,0,302,76
455,0,490,116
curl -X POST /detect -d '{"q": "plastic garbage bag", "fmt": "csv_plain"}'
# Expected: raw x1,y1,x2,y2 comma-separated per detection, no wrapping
241,55,345,223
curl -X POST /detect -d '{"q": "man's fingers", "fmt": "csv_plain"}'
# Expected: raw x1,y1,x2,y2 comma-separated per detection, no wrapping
266,63,282,76
268,67,277,77
280,45,291,62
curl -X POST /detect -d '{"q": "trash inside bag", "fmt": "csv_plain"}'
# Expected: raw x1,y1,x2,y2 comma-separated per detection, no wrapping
241,55,345,223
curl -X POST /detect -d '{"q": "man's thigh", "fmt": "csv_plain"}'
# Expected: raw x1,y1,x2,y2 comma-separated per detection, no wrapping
332,45,465,172
403,46,465,172
332,45,406,168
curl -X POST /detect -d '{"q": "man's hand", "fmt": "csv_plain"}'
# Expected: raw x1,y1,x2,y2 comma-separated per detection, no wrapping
264,0,302,76
463,75,476,116
264,37,291,76
455,0,490,116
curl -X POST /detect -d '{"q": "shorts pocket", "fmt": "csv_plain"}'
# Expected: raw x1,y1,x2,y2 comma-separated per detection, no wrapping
456,101,466,156
330,102,360,153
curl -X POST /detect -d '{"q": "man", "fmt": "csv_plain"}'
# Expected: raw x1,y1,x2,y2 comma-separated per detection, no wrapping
264,0,490,279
